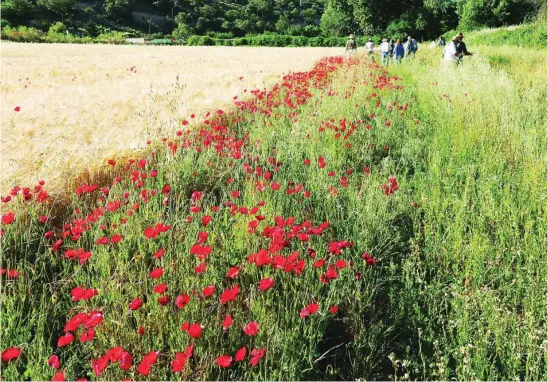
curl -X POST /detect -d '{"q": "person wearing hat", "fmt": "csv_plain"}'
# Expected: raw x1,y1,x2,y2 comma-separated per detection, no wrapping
455,32,473,64
380,38,391,66
346,34,357,59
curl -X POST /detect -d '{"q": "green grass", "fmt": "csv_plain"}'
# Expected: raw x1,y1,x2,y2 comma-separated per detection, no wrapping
1,45,546,381
444,20,547,48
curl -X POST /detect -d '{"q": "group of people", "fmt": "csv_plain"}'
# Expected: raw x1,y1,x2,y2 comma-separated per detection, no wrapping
345,35,419,65
345,32,473,66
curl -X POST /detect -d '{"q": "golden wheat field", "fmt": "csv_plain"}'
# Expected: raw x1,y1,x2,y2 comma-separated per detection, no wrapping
0,43,342,194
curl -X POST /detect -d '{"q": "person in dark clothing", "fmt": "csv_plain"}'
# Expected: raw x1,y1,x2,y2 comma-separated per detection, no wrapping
455,32,473,63
346,34,357,59
437,36,446,46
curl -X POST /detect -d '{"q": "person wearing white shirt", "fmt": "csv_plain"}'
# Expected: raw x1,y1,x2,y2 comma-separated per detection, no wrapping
442,37,460,66
365,39,375,60
380,38,391,66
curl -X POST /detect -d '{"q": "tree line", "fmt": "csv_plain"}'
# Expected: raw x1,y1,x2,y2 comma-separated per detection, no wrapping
1,0,543,41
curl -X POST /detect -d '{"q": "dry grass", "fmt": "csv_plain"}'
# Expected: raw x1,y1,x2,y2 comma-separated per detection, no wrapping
0,43,342,194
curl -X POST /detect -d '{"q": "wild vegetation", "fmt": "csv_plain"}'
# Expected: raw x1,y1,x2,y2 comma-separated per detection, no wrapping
1,0,545,44
1,38,546,381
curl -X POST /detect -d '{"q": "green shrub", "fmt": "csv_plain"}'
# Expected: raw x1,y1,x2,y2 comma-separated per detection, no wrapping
308,36,325,47
291,36,308,47
48,21,66,35
232,37,248,46
187,35,216,46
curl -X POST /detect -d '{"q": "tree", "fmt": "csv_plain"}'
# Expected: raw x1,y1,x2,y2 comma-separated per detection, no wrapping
37,0,75,22
1,0,34,24
457,0,510,30
321,0,348,36
103,0,134,22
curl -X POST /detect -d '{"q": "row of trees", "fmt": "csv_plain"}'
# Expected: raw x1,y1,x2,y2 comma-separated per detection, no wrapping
1,0,543,40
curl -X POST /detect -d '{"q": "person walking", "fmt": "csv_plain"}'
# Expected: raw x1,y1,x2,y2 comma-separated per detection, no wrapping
437,35,446,47
393,38,405,64
404,36,418,58
365,38,375,60
454,32,473,64
441,36,460,66
345,34,357,59
380,38,391,66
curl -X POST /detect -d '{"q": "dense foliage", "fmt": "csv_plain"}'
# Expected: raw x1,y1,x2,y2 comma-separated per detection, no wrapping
0,0,544,41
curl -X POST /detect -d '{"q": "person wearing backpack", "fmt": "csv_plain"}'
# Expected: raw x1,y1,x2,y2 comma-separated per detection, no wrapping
345,34,357,59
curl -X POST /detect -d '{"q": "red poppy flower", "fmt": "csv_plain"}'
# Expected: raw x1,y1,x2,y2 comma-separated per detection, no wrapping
202,285,215,297
300,302,319,318
172,352,189,372
137,351,159,376
144,227,159,239
47,355,60,369
216,355,232,368
84,311,103,329
2,347,21,362
14,106,20,112
202,215,212,226
258,277,274,291
220,285,239,304
188,323,203,338
91,356,109,376
8,269,21,278
57,333,74,347
111,235,123,243
153,283,167,294
149,268,164,279
175,294,191,309
235,346,247,362
79,329,95,343
250,347,265,366
222,314,233,330
225,266,240,279
95,237,109,245
194,262,206,274
190,244,212,260
197,231,208,243
129,298,143,310
138,326,145,336
243,321,259,336
154,248,166,258
335,259,347,269
330,305,339,314
120,351,132,370
52,370,65,381
158,295,171,305
2,212,15,225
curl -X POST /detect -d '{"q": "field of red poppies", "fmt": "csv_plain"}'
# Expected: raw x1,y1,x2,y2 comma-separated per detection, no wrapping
1,49,546,381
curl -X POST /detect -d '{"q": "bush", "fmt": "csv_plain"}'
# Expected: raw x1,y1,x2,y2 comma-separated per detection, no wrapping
48,21,66,35
308,36,325,47
1,25,44,42
232,37,248,46
187,35,216,46
290,36,308,47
